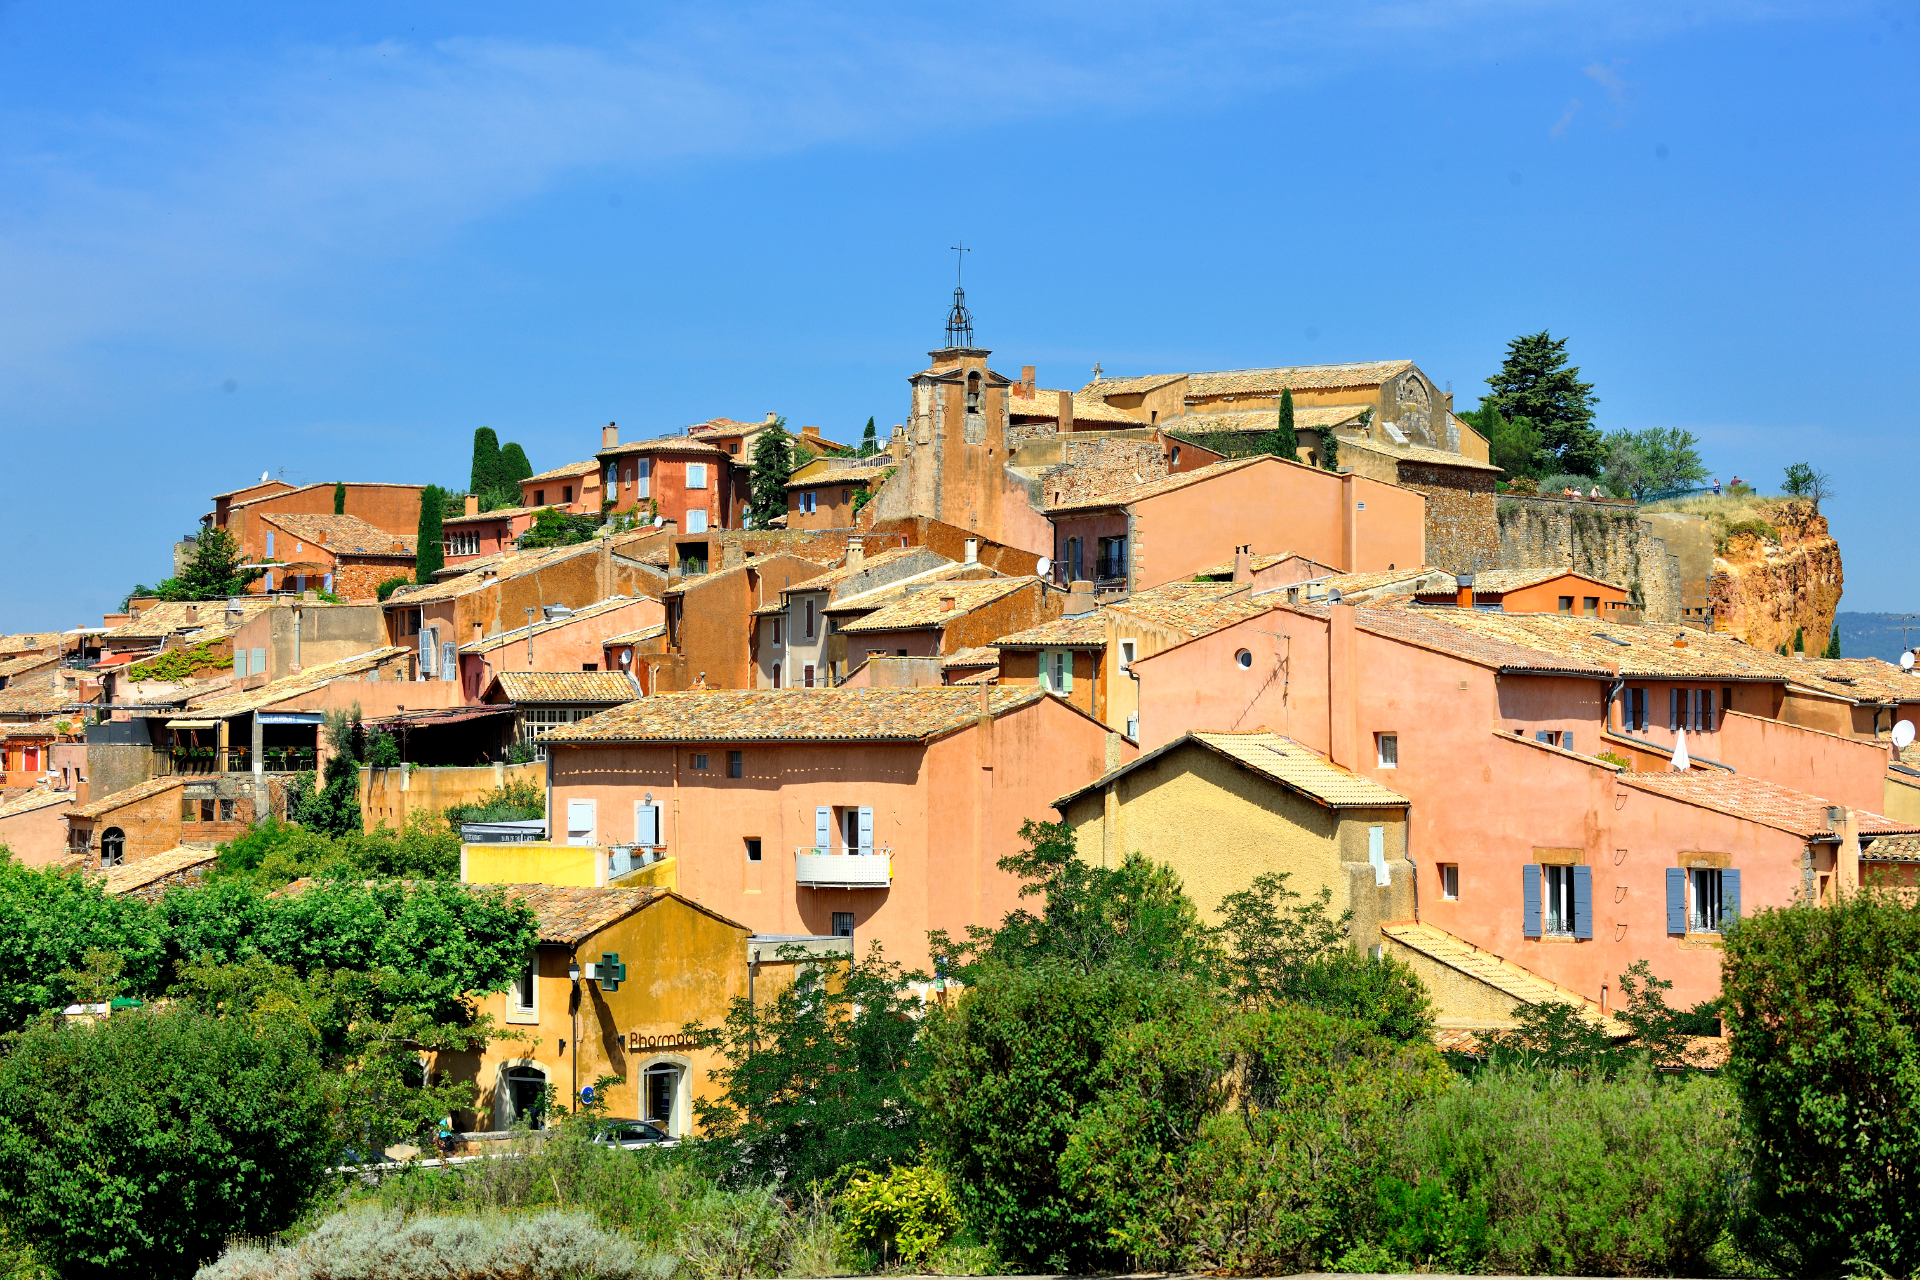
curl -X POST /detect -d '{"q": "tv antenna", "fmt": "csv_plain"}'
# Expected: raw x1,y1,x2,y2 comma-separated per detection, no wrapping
944,243,974,347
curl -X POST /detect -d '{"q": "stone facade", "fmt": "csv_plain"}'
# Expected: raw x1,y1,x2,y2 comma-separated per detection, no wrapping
1494,496,1682,623
1036,438,1173,511
1397,461,1498,574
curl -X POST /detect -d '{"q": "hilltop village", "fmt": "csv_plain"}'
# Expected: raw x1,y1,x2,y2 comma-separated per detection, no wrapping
2,315,1914,1136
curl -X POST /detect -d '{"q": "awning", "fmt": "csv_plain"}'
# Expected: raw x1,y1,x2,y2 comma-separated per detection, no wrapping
257,711,326,726
164,719,219,729
365,706,514,729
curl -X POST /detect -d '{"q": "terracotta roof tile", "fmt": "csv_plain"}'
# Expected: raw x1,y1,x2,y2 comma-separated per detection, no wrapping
1057,730,1407,812
522,459,602,485
458,597,647,655
0,633,64,655
0,790,74,820
601,625,667,647
597,436,729,459
1340,436,1504,472
1169,405,1370,433
1618,771,1920,839
784,460,897,490
258,514,417,556
490,671,639,704
1008,390,1148,425
444,505,541,526
995,613,1106,648
544,686,1044,745
1077,372,1188,396
0,672,91,717
1383,921,1606,1017
1865,834,1920,862
1792,658,1920,704
185,647,410,717
775,547,936,599
0,652,59,679
1045,455,1273,514
0,719,64,741
389,541,603,605
838,578,1037,634
1109,581,1271,639
942,646,1000,668
1452,567,1626,594
1186,360,1415,396
497,884,665,945
103,600,272,641
69,775,185,819
102,846,219,895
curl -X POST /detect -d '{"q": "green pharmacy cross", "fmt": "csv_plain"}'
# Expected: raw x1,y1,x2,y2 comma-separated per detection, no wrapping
589,953,626,993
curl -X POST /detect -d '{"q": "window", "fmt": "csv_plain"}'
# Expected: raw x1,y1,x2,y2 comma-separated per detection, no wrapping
182,797,199,823
1368,824,1389,886
772,618,782,645
636,458,651,497
728,750,743,778
686,509,708,533
1671,867,1741,933
501,1065,548,1130
1624,687,1649,731
687,463,708,490
565,799,596,847
1119,639,1137,671
510,950,536,1018
581,662,598,671
1523,863,1592,939
1126,713,1139,739
832,911,855,938
1558,595,1574,614
534,489,545,506
235,649,249,677
219,799,236,822
772,662,781,688
1096,535,1128,581
1535,730,1560,747
798,491,817,515
1235,648,1253,670
266,532,275,558
1584,596,1600,616
634,802,662,845
692,753,709,770
1040,649,1073,695
805,599,815,638
1439,864,1459,900
643,1062,681,1131
1376,733,1399,768
1169,446,1180,466
606,463,619,491
563,485,573,504
1669,688,1718,732
99,827,124,868
745,838,762,862
1066,536,1084,582
842,489,852,503
804,664,815,687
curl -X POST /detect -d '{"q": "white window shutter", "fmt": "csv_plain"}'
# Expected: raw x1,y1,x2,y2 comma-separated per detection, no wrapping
637,458,651,498
815,806,832,852
420,628,436,677
635,802,660,845
858,806,874,854
266,532,275,558
441,641,456,681
1061,652,1073,694
686,510,708,533
1368,825,1388,886
567,800,596,846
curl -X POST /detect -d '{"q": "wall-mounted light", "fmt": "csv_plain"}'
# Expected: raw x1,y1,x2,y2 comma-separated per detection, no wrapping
568,960,581,984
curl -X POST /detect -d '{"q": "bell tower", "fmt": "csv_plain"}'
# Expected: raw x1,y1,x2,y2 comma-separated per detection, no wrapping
901,246,1013,538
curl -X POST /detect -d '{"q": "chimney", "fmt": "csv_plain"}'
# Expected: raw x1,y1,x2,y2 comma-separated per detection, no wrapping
1836,806,1862,894
1020,365,1036,395
1232,546,1252,585
464,495,479,517
186,606,200,624
602,421,619,449
1455,573,1476,609
1065,579,1095,615
845,539,865,568
965,538,979,565
940,595,957,612
802,425,820,440
1057,390,1074,433
765,412,778,424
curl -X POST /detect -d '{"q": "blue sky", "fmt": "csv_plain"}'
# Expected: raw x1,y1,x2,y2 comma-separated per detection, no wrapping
3,1,1915,626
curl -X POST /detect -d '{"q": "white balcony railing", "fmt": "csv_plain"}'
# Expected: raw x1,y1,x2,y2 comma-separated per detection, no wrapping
794,847,893,889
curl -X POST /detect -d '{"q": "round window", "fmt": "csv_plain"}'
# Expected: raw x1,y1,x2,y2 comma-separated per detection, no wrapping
1235,649,1253,670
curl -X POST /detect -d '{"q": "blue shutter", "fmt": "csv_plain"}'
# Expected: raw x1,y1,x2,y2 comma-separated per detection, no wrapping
1573,865,1593,939
814,806,832,852
1721,868,1740,924
1666,867,1686,934
1523,864,1542,938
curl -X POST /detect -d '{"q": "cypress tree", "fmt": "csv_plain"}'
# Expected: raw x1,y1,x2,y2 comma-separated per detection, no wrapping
332,482,345,515
415,485,446,583
1823,628,1841,659
1266,387,1300,462
861,417,878,457
469,428,503,500
1793,626,1805,655
499,442,534,496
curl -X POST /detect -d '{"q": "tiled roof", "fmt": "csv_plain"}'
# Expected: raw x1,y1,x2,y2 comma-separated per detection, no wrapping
942,646,1000,668
0,633,63,654
229,482,426,511
602,625,667,647
0,790,74,820
1193,552,1336,579
69,775,185,819
102,846,219,895
103,600,271,640
458,597,645,655
1169,405,1370,434
1045,455,1272,514
489,671,639,704
1186,360,1415,397
1865,835,1920,862
770,547,932,601
1382,922,1605,1017
1294,568,1449,598
598,435,729,459
1451,567,1626,595
0,719,63,741
1109,581,1271,639
1056,730,1407,812
543,686,1045,745
498,884,665,945
390,541,603,605
1339,436,1504,472
1792,658,1920,704
995,613,1106,648
785,460,896,490
185,648,408,716
0,673,89,717
0,652,59,678
258,514,417,556
522,459,602,485
837,578,1036,634
443,505,538,526
1008,390,1148,426
1617,771,1920,840
819,563,989,617
1078,372,1187,397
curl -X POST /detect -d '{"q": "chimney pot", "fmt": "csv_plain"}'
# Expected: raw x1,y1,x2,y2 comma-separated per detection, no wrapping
845,539,865,567
602,421,619,449
940,596,956,611
964,538,979,565
1232,547,1252,584
1455,573,1475,609
464,495,479,517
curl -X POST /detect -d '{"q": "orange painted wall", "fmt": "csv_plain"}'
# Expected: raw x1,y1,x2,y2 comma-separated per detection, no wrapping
1497,575,1630,615
604,451,734,531
521,465,602,514
230,485,426,564
459,598,664,701
0,798,73,867
547,697,1126,967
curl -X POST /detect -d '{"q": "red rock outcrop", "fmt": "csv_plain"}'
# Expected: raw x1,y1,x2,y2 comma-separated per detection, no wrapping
1710,500,1842,653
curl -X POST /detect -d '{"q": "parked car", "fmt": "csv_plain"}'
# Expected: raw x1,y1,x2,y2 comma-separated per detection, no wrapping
591,1119,670,1149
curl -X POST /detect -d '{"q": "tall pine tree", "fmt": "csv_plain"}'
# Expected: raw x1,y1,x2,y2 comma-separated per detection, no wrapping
414,485,446,583
747,420,794,529
1483,331,1602,477
469,428,503,501
1822,628,1841,659
1266,387,1299,462
860,417,878,457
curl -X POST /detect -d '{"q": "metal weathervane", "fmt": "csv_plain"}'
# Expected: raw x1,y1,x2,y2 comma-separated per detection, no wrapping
945,242,974,347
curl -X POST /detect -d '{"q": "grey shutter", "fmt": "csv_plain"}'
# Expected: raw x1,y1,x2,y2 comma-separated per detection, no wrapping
1721,868,1740,924
858,807,874,854
1523,864,1542,938
441,640,456,681
1061,652,1073,694
814,806,832,852
1666,867,1686,933
1572,865,1593,939
420,628,435,677
1703,689,1715,732
1669,689,1680,730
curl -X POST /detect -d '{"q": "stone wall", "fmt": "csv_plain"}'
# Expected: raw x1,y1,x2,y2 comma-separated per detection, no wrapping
1399,463,1499,574
1035,438,1171,510
1494,495,1682,623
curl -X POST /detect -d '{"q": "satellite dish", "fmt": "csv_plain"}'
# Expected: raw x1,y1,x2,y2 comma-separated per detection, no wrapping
1904,650,1916,671
1037,557,1052,578
1895,720,1917,750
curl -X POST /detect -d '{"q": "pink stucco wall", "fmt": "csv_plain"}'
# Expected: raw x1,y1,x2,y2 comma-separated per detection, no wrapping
1713,711,1891,813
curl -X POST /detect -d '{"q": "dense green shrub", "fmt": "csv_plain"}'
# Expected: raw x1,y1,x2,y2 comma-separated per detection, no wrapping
445,777,546,829
1722,892,1920,1276
0,853,164,1032
0,1007,332,1279
215,811,461,887
1367,1065,1745,1276
838,1163,960,1268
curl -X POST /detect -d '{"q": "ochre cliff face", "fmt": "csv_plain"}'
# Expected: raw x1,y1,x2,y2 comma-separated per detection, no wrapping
1710,500,1843,652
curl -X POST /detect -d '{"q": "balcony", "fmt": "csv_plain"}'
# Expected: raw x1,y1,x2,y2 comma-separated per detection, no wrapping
794,847,892,889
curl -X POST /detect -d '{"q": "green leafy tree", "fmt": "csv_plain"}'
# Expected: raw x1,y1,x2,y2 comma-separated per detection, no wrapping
286,709,364,838
1794,626,1806,655
332,482,346,515
1722,891,1920,1276
517,507,598,549
746,418,794,529
414,484,445,583
0,855,165,1031
1480,959,1705,1077
860,416,879,458
1483,331,1602,476
1602,426,1708,500
375,575,410,601
693,942,926,1188
1266,387,1299,462
1321,426,1340,470
469,427,503,500
1782,461,1833,509
0,1006,333,1279
1469,403,1545,481
154,526,264,601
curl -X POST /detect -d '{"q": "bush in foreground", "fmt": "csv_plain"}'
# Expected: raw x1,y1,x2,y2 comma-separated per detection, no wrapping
196,1210,652,1280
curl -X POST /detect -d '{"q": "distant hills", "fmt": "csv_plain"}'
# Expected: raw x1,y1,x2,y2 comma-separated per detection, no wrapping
1836,612,1920,664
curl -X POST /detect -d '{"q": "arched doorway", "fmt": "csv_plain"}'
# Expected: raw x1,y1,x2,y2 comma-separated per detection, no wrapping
496,1064,549,1130
99,828,124,868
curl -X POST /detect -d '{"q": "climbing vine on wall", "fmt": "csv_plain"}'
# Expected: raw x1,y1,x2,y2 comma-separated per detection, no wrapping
128,641,232,682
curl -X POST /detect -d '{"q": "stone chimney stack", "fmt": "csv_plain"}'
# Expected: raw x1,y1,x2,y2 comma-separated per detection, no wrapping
846,539,865,568
1057,390,1075,434
1455,573,1476,609
464,495,479,517
1232,546,1252,585
964,538,979,565
1065,579,1095,615
1020,365,1036,395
